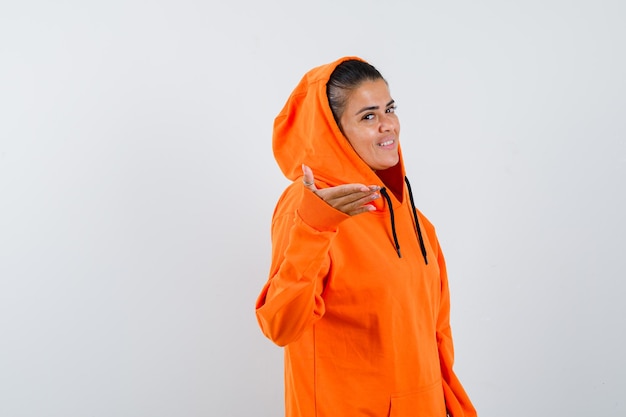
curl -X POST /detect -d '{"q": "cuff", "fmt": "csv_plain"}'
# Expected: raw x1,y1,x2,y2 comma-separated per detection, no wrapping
297,187,349,232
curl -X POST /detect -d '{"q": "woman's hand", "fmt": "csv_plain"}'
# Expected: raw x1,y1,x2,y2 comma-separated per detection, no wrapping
302,164,380,216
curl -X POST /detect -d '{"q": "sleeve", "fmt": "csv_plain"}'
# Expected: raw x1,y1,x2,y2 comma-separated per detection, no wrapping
434,238,478,417
255,185,349,347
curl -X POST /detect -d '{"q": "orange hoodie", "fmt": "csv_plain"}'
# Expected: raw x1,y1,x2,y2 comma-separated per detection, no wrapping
255,56,477,417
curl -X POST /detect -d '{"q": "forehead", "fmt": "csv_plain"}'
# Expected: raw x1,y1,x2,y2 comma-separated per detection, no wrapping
345,79,391,107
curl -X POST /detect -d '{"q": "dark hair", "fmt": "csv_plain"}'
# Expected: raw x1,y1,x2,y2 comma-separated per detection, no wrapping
326,59,386,129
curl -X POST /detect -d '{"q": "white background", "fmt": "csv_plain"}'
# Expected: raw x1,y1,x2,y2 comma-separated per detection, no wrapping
1,1,625,416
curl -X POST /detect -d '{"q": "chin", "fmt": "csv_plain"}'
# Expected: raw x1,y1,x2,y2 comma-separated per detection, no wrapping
381,157,400,170
366,153,400,171
373,162,399,171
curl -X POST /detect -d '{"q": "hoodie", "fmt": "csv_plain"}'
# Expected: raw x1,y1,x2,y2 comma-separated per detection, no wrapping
255,56,477,417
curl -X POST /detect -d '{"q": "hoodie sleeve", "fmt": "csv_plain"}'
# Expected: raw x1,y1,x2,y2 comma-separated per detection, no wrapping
434,238,478,417
255,185,349,346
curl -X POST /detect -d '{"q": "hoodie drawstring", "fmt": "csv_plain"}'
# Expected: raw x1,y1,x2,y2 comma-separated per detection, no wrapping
379,178,428,265
405,177,428,265
380,188,401,258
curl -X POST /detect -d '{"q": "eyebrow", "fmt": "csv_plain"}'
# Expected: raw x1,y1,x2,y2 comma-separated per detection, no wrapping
354,100,395,116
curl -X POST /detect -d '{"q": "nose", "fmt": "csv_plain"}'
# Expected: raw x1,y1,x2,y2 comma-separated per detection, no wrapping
379,114,394,132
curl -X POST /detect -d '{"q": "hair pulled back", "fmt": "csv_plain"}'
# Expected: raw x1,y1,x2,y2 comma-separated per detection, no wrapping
326,59,385,130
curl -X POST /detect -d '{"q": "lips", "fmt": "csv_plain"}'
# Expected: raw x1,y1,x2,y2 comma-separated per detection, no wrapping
377,139,395,147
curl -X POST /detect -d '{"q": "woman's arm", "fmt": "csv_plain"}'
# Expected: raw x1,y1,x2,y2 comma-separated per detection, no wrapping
255,185,347,346
256,165,381,346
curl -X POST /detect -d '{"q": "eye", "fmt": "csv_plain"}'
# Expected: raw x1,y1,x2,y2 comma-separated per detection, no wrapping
386,105,397,113
362,113,375,120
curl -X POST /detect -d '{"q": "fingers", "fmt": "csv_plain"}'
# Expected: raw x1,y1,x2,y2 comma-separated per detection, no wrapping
325,189,380,215
315,184,381,216
347,203,378,216
318,185,376,205
301,163,381,216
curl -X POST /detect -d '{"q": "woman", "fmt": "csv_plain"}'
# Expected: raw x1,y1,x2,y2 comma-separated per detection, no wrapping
255,56,477,417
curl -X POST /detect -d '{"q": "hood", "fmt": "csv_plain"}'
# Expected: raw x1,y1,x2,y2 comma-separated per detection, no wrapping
272,57,428,263
272,56,407,190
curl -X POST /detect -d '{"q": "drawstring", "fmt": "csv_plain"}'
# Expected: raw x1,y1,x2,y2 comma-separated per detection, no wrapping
380,188,401,258
405,177,428,265
379,178,428,265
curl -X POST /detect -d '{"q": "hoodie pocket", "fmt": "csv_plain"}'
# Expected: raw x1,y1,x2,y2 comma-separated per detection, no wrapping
389,380,446,417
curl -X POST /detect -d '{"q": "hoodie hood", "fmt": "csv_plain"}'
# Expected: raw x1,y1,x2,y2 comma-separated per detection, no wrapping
272,57,427,263
272,56,407,189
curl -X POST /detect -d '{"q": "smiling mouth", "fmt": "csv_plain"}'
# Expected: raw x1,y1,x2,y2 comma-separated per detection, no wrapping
378,140,394,147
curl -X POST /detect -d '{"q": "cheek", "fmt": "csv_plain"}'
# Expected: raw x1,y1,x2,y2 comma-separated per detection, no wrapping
393,117,401,133
343,126,368,149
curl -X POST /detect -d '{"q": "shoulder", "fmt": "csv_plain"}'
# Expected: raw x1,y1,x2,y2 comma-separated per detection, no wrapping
416,208,436,233
415,208,440,247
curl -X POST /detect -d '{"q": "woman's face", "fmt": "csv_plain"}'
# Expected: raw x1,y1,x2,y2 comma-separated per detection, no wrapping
339,78,400,171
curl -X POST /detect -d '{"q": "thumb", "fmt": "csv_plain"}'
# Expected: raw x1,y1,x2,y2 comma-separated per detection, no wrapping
301,164,318,191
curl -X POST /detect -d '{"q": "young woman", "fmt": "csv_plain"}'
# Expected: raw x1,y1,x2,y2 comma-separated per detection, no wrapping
256,57,477,417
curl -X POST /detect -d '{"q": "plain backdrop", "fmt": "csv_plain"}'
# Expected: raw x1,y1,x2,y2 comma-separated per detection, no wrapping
1,1,625,416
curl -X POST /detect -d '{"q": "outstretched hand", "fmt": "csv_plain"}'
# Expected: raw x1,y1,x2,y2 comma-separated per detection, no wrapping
302,164,380,216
